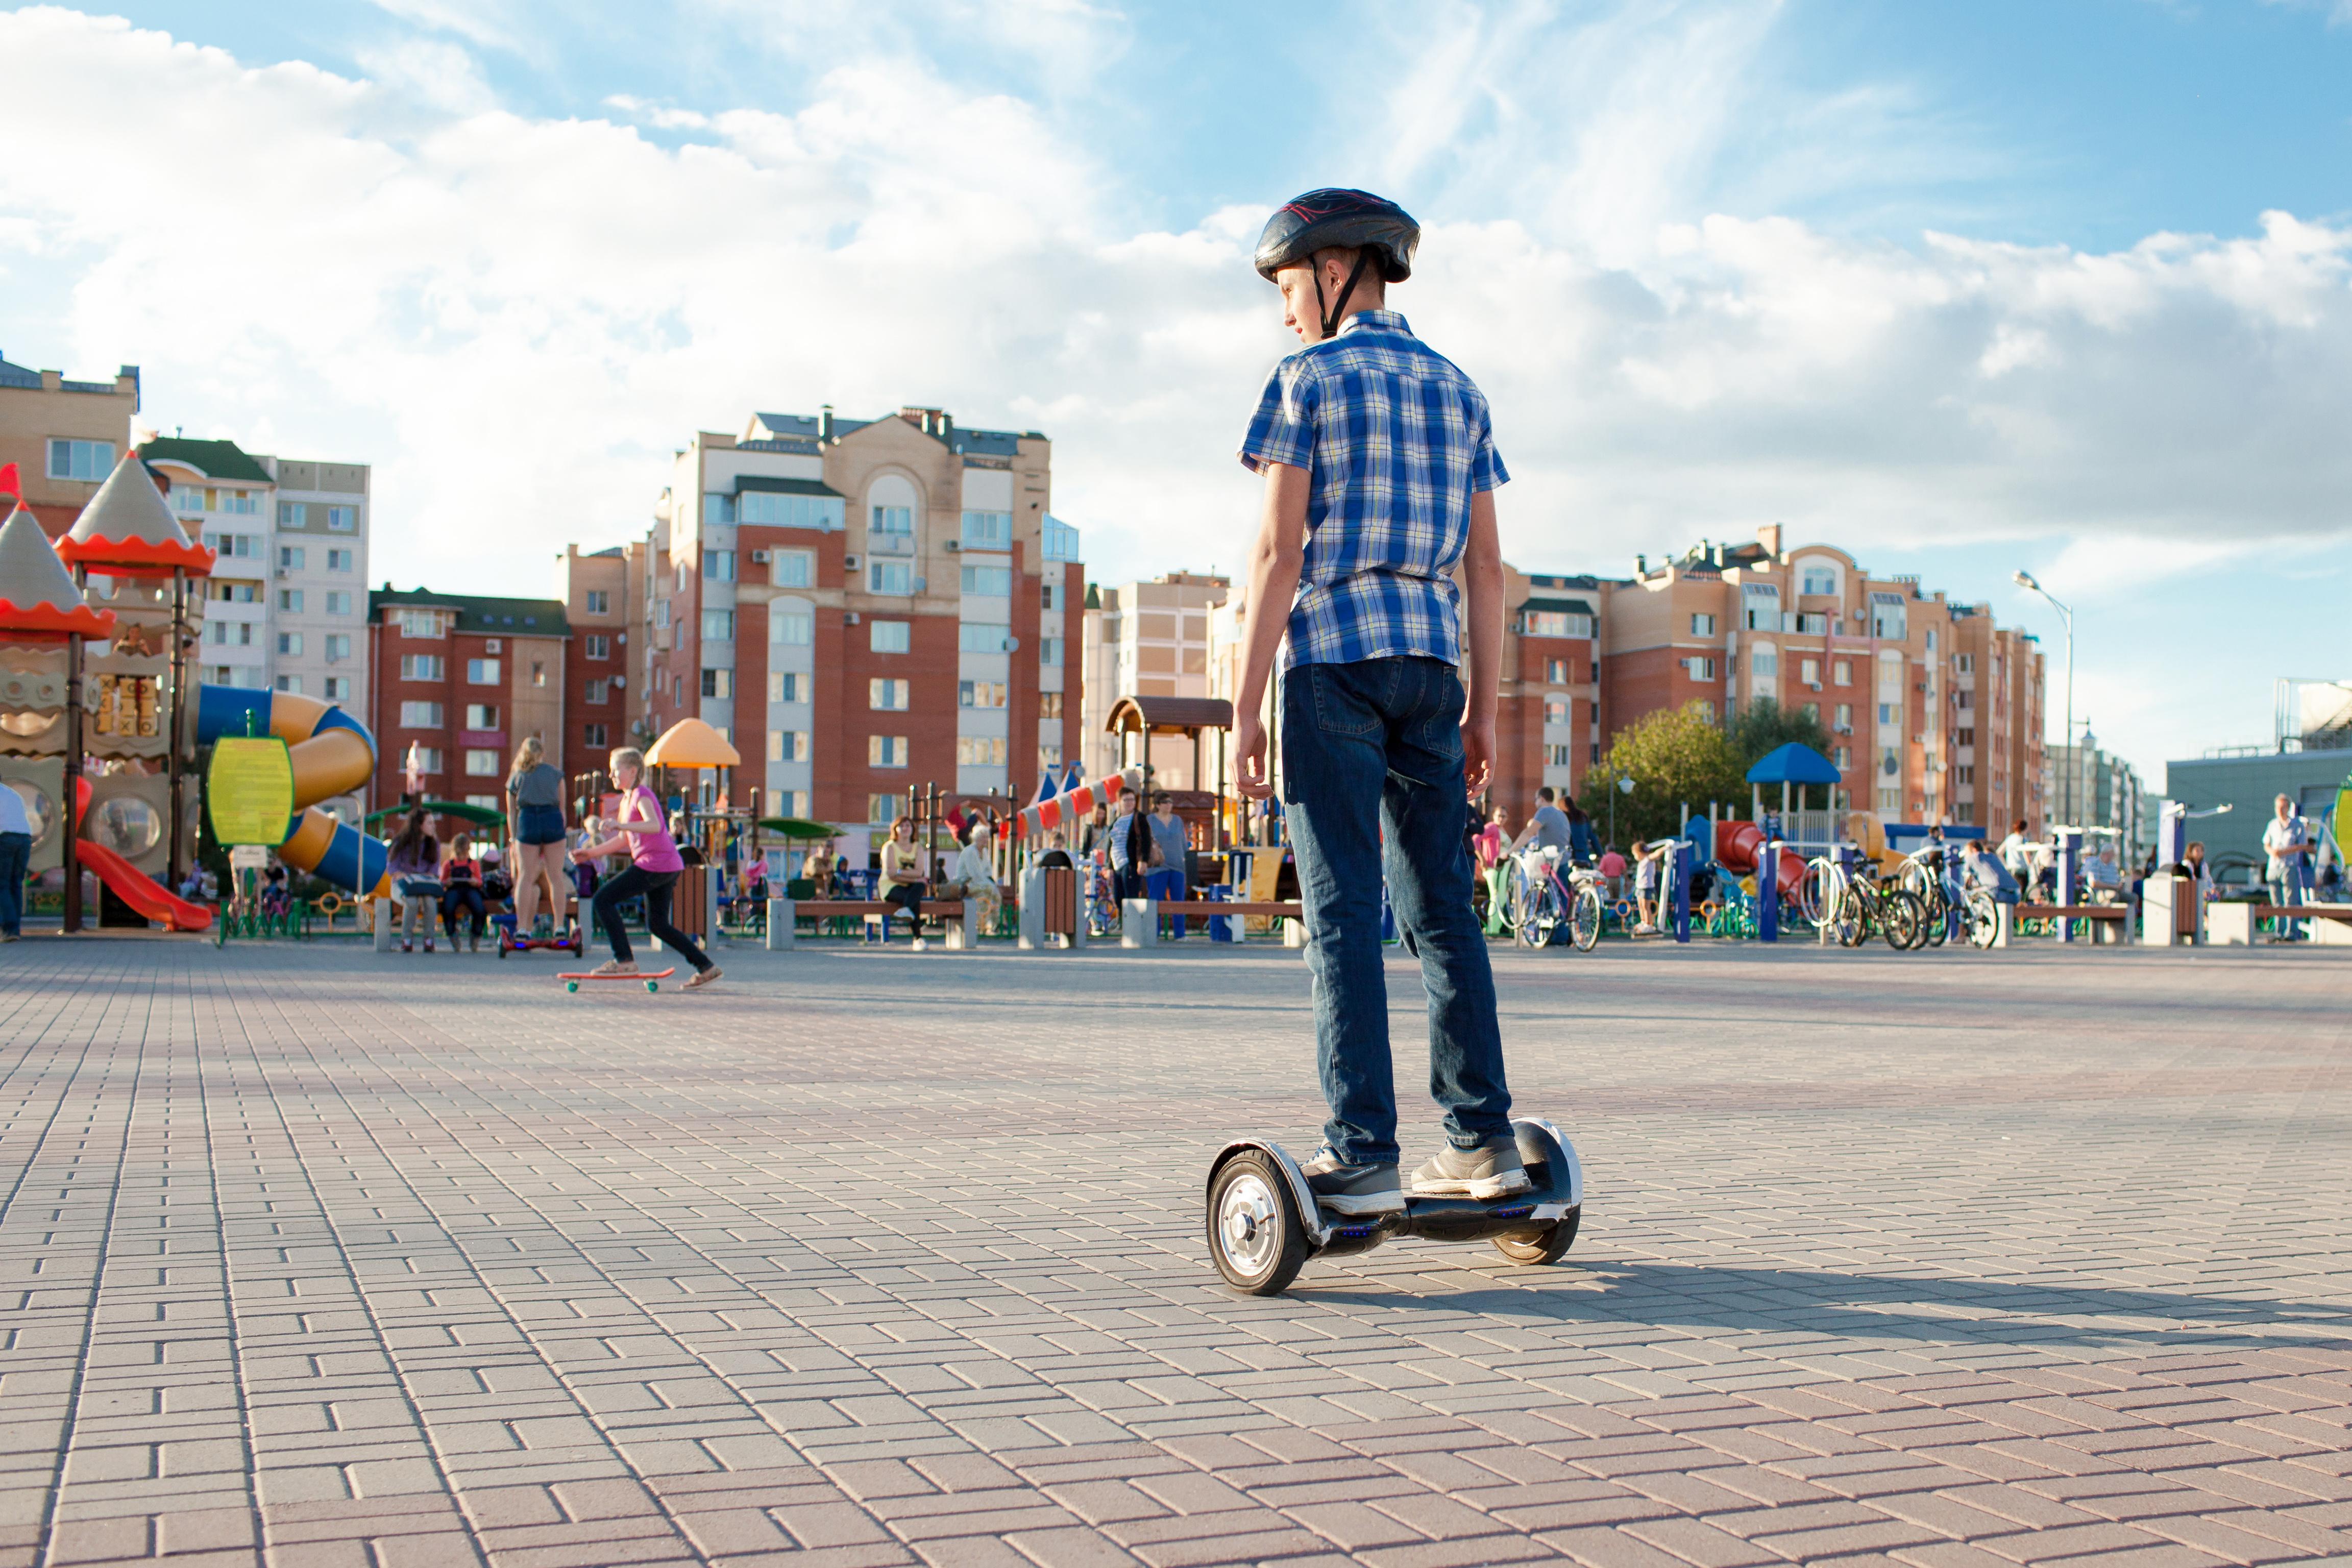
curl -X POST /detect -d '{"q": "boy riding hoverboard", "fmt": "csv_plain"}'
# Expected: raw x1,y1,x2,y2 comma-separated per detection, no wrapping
1231,188,1528,1216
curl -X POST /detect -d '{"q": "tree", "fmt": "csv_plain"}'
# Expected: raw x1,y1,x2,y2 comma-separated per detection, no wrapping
1578,702,1748,848
1727,697,1835,773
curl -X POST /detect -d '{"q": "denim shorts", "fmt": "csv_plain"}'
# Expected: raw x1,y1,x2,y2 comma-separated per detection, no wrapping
517,803,566,845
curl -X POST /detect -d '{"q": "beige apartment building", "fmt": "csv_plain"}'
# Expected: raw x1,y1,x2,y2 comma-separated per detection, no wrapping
1600,526,2046,830
1081,573,1228,787
635,406,1079,823
0,353,141,537
556,543,644,781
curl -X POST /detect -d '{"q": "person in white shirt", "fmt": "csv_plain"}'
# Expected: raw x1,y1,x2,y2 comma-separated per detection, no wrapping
939,821,1003,934
1998,818,2033,881
0,780,34,940
2264,793,2312,939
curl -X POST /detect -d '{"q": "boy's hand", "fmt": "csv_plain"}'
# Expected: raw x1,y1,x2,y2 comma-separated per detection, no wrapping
1460,715,1495,800
1235,713,1273,799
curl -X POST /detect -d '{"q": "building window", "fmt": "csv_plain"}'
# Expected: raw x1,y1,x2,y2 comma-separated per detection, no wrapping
1519,610,1592,638
959,680,1007,708
323,677,350,701
1801,566,1837,596
212,581,257,603
768,730,811,762
585,679,609,704
584,722,608,748
739,493,844,530
870,735,910,768
1834,702,1853,732
868,560,914,595
279,546,306,571
1040,637,1061,667
412,747,444,775
278,502,307,527
220,490,257,515
702,668,732,699
870,621,910,654
703,550,734,581
46,438,113,481
871,678,910,710
463,749,499,777
203,532,256,558
1039,692,1063,719
464,703,499,729
277,632,303,656
1798,701,1819,724
400,654,444,681
770,671,805,702
1039,744,1063,768
1543,658,1569,682
1752,651,1777,678
1876,787,1901,814
1542,698,1570,726
772,614,812,646
871,504,913,536
399,609,446,638
324,633,349,661
400,700,444,727
1833,744,1850,768
323,591,350,615
1690,613,1714,635
960,623,1011,654
178,487,209,516
279,589,303,612
1956,765,1976,785
770,549,815,589
1832,660,1851,686
581,634,607,659
956,736,1007,767
1684,655,1715,680
868,793,902,824
1041,583,1060,611
274,674,303,695
961,565,1012,596
467,658,500,684
961,511,1012,549
327,549,353,572
585,590,610,615
1957,727,1975,747
326,505,356,531
701,610,735,641
1956,689,1973,709
1800,658,1820,685
655,601,671,629
1541,743,1573,767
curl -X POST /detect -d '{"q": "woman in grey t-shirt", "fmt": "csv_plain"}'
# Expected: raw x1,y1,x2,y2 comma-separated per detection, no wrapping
505,736,569,943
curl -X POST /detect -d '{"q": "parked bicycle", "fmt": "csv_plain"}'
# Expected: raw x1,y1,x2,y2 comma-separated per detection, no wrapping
1897,842,1999,950
1503,846,1604,952
1821,860,1925,950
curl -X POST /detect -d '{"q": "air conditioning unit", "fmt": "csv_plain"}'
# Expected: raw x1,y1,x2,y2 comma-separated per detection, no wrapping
843,553,860,569
912,576,926,592
845,611,861,625
1000,635,1019,653
1808,680,1822,691
486,638,501,652
944,540,960,552
750,549,770,564
612,675,625,690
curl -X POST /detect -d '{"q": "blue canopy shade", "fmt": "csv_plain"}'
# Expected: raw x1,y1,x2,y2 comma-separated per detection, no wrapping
1746,742,1842,787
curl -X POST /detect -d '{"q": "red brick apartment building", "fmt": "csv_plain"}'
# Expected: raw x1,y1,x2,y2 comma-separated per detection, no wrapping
364,590,572,812
631,405,1082,824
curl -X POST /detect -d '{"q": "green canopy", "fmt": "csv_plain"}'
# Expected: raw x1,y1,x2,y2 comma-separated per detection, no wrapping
758,816,839,840
367,799,505,830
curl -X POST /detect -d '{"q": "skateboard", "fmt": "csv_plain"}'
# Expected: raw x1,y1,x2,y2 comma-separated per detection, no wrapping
559,967,676,993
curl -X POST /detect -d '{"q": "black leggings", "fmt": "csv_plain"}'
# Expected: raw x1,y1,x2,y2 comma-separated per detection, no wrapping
440,885,486,937
883,879,925,936
593,865,713,972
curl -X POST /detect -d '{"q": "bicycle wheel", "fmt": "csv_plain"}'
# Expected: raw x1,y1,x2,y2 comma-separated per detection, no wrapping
1799,857,1832,929
1880,887,1925,950
1510,865,1553,947
1570,883,1603,951
1921,883,1949,947
1964,888,1999,949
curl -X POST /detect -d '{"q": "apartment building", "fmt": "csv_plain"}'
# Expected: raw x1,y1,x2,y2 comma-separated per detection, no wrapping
137,436,373,720
365,590,570,813
557,544,642,775
634,405,1080,824
1083,573,1229,786
1600,526,2046,830
0,352,141,537
2046,739,2149,861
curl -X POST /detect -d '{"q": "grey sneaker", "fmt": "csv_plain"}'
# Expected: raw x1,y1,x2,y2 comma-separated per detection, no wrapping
1298,1148,1405,1216
587,958,639,977
1411,1138,1531,1200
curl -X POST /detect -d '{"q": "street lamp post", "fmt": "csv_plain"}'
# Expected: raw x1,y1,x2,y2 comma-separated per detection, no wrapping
2013,571,2074,829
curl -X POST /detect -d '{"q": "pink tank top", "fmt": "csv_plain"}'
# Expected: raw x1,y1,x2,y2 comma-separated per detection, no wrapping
621,786,685,872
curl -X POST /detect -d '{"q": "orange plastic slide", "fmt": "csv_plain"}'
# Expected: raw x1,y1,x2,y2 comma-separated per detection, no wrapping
78,840,214,932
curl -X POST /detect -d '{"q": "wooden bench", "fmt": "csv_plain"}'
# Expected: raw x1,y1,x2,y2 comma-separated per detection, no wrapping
2015,903,2130,945
1122,898,1305,948
763,897,974,949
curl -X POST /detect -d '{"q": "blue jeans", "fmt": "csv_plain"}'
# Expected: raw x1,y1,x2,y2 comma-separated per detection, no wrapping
1281,657,1513,1165
1145,866,1186,937
0,830,28,935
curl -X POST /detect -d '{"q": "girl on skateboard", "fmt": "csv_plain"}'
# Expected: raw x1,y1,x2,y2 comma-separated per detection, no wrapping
572,747,721,991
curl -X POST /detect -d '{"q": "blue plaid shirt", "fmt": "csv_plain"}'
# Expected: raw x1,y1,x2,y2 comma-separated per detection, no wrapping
1238,310,1507,669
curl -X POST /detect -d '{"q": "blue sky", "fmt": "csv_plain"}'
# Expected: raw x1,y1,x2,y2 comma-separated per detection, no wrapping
1,0,2347,779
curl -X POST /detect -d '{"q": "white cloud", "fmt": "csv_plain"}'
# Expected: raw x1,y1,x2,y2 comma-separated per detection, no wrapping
0,3,2347,625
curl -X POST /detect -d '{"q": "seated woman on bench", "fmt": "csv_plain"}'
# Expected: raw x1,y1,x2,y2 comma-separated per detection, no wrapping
880,815,926,940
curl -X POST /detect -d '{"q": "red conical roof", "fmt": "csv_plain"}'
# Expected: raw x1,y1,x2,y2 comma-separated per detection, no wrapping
57,452,215,578
0,503,117,642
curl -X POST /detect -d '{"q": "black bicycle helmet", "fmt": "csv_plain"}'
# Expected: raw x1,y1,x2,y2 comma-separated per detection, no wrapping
1255,188,1420,339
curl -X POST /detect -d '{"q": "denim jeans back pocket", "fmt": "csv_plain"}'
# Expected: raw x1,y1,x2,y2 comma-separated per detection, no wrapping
1305,662,1380,738
1415,663,1466,760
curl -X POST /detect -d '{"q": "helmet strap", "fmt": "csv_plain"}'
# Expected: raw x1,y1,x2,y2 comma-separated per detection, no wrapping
1317,248,1373,341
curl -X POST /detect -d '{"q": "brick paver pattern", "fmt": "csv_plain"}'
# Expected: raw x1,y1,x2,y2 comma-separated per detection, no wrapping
2,938,2348,1567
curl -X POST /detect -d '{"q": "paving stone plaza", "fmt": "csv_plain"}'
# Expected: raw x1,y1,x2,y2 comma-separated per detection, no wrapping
2,937,2348,1568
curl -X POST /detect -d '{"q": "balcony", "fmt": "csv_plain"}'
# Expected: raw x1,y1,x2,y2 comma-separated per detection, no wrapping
458,729,505,749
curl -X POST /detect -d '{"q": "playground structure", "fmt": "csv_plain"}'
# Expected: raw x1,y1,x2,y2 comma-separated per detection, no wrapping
0,454,398,935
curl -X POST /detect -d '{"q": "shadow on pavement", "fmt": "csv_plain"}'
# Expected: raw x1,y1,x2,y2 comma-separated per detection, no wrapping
1285,1257,2352,1352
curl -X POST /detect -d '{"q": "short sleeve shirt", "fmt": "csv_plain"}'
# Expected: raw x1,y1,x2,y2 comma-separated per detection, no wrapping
2265,815,2309,865
1238,310,1507,669
1527,805,1572,853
